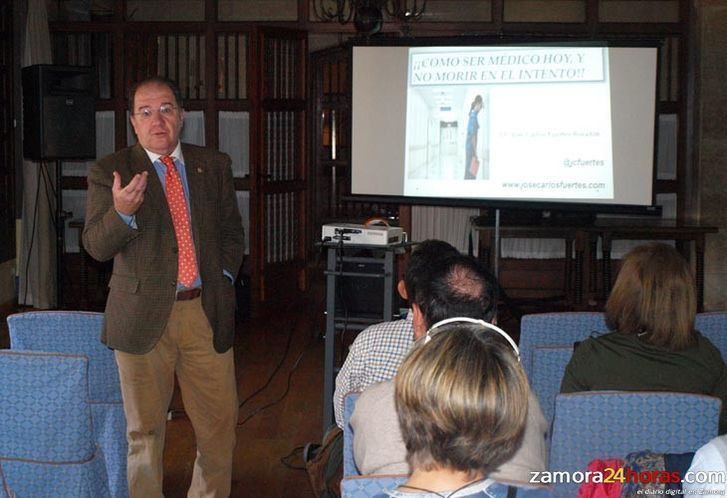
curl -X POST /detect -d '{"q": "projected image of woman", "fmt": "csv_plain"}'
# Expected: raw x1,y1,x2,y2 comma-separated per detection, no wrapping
465,95,483,180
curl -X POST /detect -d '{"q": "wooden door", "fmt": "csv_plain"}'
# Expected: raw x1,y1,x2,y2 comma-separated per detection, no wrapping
0,0,14,264
249,28,308,313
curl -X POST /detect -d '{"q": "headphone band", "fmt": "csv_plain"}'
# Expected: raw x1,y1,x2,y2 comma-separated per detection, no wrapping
424,317,520,360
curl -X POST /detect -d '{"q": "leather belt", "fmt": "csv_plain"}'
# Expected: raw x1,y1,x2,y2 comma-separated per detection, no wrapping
176,287,202,301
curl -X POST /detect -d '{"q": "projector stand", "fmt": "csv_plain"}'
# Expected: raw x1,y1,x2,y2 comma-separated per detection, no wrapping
320,241,413,432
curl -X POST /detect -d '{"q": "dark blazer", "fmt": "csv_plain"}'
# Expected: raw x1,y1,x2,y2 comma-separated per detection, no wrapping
83,143,245,354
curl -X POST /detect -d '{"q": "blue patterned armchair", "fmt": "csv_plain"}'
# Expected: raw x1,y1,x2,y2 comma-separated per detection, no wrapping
696,311,727,360
549,391,720,497
343,392,362,477
0,463,12,497
341,474,407,498
530,345,574,424
520,312,608,379
0,351,110,498
7,311,119,402
7,311,127,498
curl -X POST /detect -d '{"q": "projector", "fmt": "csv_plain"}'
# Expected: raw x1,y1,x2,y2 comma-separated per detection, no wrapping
322,223,406,246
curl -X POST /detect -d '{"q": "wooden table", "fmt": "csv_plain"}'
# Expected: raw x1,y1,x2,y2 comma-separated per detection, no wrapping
475,219,718,311
475,224,582,304
589,219,718,311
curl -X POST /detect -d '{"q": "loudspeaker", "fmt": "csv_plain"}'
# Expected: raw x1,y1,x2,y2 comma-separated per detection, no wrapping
22,65,96,160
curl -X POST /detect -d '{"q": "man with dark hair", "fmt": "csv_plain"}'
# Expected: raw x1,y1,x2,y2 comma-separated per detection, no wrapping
333,239,460,427
411,253,495,331
84,76,244,497
401,239,462,307
350,253,548,483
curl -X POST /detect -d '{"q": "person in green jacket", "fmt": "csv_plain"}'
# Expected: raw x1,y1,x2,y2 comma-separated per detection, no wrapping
561,242,727,434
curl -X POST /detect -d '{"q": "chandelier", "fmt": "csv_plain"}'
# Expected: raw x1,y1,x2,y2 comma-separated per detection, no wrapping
312,0,427,28
385,0,427,23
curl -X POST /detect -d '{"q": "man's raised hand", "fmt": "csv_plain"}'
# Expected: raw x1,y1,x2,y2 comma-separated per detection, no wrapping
112,170,148,215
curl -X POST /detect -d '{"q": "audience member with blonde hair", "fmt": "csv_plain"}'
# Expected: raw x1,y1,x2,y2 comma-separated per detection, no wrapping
561,242,727,433
375,320,553,497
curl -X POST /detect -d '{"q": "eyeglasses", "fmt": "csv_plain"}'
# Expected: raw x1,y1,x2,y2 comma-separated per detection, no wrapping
423,316,520,360
133,104,178,120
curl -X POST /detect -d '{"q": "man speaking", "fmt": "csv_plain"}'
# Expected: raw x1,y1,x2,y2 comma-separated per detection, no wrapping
83,76,245,497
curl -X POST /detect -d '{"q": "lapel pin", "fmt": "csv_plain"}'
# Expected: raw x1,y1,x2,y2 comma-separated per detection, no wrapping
197,167,203,173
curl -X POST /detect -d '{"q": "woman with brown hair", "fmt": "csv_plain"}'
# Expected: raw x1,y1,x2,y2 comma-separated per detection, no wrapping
379,318,553,497
561,242,727,433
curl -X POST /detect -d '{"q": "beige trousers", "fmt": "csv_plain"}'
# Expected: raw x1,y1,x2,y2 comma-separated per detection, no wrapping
115,297,238,498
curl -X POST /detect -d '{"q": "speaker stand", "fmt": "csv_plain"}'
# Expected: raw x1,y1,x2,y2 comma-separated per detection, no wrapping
54,159,65,309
